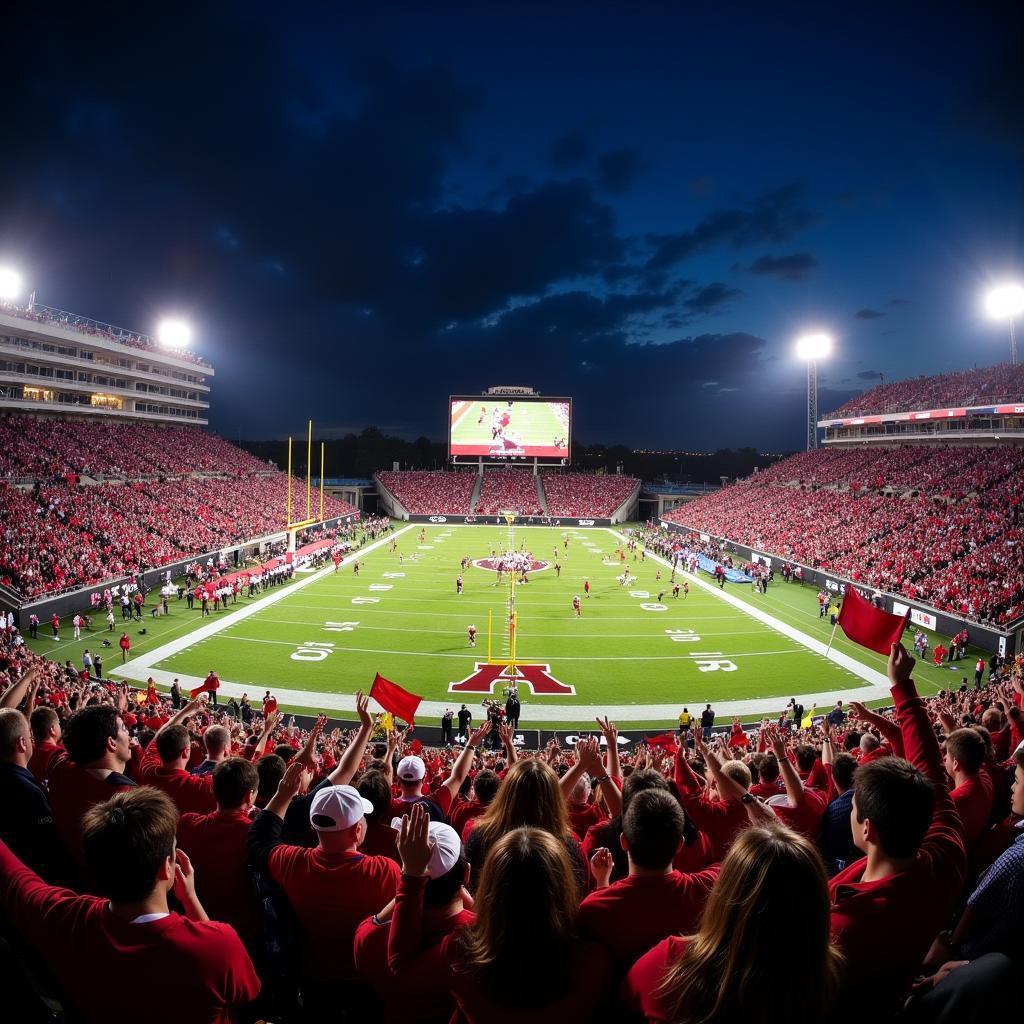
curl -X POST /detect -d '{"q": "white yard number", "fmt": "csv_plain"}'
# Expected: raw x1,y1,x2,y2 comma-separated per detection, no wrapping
368,584,393,591
628,591,650,599
382,572,405,579
291,641,335,662
690,651,737,672
640,603,667,611
324,621,359,632
352,596,380,605
666,629,702,643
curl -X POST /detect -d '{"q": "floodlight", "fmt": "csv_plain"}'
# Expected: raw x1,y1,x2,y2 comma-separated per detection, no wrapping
985,283,1024,321
0,267,23,301
157,319,192,348
795,333,832,361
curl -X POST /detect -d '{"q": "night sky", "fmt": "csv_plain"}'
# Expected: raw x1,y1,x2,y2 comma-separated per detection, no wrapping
2,3,1022,451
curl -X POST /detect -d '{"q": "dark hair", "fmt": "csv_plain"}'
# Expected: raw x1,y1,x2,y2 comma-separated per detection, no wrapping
256,754,287,803
155,724,190,762
357,770,393,824
946,728,985,774
29,707,59,744
843,731,862,752
212,757,258,809
273,743,296,763
854,757,934,858
425,852,469,908
795,745,817,773
759,755,780,783
64,705,121,763
831,752,858,791
623,790,685,870
82,789,178,902
473,769,500,805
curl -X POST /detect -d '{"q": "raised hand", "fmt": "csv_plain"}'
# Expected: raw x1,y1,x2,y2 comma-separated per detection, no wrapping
595,716,618,743
887,642,916,686
397,803,434,877
277,759,306,801
467,720,492,748
575,736,604,776
355,690,372,729
590,847,614,888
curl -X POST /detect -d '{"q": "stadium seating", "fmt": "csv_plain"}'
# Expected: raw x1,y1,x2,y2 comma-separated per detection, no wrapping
541,472,639,517
825,362,1024,417
376,470,476,514
0,416,357,597
663,445,1024,624
475,470,542,515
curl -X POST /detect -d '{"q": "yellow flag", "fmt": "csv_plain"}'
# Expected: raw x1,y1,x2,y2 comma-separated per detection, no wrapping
381,711,394,732
801,707,815,729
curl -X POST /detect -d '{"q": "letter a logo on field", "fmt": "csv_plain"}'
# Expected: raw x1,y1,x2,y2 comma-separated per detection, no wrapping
448,662,575,696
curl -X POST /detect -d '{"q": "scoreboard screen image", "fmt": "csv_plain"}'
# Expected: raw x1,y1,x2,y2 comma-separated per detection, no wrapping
449,397,570,458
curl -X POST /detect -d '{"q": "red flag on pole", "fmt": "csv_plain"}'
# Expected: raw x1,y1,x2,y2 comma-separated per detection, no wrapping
369,672,422,724
644,732,679,753
837,587,910,655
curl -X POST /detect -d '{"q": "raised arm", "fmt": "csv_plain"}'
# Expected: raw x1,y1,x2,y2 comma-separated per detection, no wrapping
765,725,805,808
597,717,620,778
326,691,373,787
498,722,518,764
849,701,904,757
560,737,622,817
438,721,491,802
0,665,41,710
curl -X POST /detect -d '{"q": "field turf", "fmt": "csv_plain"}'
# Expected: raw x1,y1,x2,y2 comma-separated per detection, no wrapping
35,522,979,730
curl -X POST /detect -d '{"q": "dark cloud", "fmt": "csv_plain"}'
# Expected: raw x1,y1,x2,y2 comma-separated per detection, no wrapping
598,147,643,194
742,252,818,280
683,282,742,315
888,297,911,306
644,184,820,272
857,370,883,380
854,308,885,319
551,129,592,167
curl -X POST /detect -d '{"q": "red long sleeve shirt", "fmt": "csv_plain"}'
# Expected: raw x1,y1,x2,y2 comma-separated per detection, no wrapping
140,741,216,816
578,867,718,971
0,839,260,1024
950,769,995,850
673,753,747,860
829,677,967,1010
622,934,688,1022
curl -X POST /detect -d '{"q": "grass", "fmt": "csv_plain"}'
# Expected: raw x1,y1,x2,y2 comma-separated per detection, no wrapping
27,523,980,729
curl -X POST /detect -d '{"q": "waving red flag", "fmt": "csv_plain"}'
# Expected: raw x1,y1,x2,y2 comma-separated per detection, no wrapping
644,732,679,754
369,672,422,724
837,587,910,655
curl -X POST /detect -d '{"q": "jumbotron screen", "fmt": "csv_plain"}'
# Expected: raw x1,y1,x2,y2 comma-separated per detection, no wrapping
449,396,571,458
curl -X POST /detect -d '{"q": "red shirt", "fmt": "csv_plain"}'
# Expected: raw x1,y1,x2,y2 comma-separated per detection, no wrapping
950,769,995,850
140,743,216,816
390,786,454,821
623,934,688,1022
48,753,135,872
829,678,967,1011
772,787,828,838
569,800,606,839
266,844,400,983
353,907,475,1023
177,809,261,949
27,740,63,784
673,754,748,860
449,797,485,837
359,820,400,863
578,868,717,970
0,840,260,1024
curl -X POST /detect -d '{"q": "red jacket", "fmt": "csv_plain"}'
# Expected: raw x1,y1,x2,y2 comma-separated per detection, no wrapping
140,742,216,817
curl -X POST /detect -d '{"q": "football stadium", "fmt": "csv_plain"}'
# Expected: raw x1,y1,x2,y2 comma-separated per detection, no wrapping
1,8,1022,1024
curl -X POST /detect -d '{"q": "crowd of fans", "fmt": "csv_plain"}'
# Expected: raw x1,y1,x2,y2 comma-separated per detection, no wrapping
376,471,477,514
0,300,211,367
0,624,1020,1022
0,417,357,598
475,470,543,515
542,472,639,517
826,362,1024,418
665,445,1024,624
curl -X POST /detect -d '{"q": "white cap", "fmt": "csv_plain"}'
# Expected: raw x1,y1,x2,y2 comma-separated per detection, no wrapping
397,755,426,782
390,817,462,878
309,785,373,831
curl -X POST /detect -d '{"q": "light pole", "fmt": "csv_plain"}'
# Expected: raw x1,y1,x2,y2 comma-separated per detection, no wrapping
795,333,832,451
984,283,1024,366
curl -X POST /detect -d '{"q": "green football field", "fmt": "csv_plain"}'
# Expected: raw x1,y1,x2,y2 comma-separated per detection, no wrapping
78,522,980,730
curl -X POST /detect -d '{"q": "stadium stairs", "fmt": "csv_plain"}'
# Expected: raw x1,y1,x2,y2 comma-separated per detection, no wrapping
468,472,483,514
612,477,642,523
535,474,549,515
372,472,407,519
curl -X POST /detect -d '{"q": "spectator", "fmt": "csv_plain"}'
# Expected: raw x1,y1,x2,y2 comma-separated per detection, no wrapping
139,701,217,816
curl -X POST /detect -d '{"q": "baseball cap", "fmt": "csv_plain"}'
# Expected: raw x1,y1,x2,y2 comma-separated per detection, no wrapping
397,755,426,782
309,785,373,831
390,817,462,878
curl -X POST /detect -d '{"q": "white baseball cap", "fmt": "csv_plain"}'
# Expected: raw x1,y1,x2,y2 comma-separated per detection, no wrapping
390,817,462,878
309,785,373,831
397,755,426,782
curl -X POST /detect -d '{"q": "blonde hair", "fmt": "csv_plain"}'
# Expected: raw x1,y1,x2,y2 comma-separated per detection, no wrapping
658,823,842,1024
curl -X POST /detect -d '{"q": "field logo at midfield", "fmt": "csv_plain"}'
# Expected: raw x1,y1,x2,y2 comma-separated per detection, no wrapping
448,662,575,695
471,558,551,573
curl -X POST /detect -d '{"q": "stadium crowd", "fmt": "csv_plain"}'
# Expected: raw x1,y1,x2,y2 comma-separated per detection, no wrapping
475,470,543,515
664,445,1024,624
542,472,639,517
0,417,357,598
376,471,477,515
0,625,1020,1023
825,362,1024,418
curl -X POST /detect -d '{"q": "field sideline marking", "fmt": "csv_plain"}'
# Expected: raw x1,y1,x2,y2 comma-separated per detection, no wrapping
117,525,415,686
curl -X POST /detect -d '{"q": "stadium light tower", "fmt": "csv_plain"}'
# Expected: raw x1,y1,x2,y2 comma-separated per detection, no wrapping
984,282,1024,366
0,266,23,302
795,332,832,451
157,318,192,349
